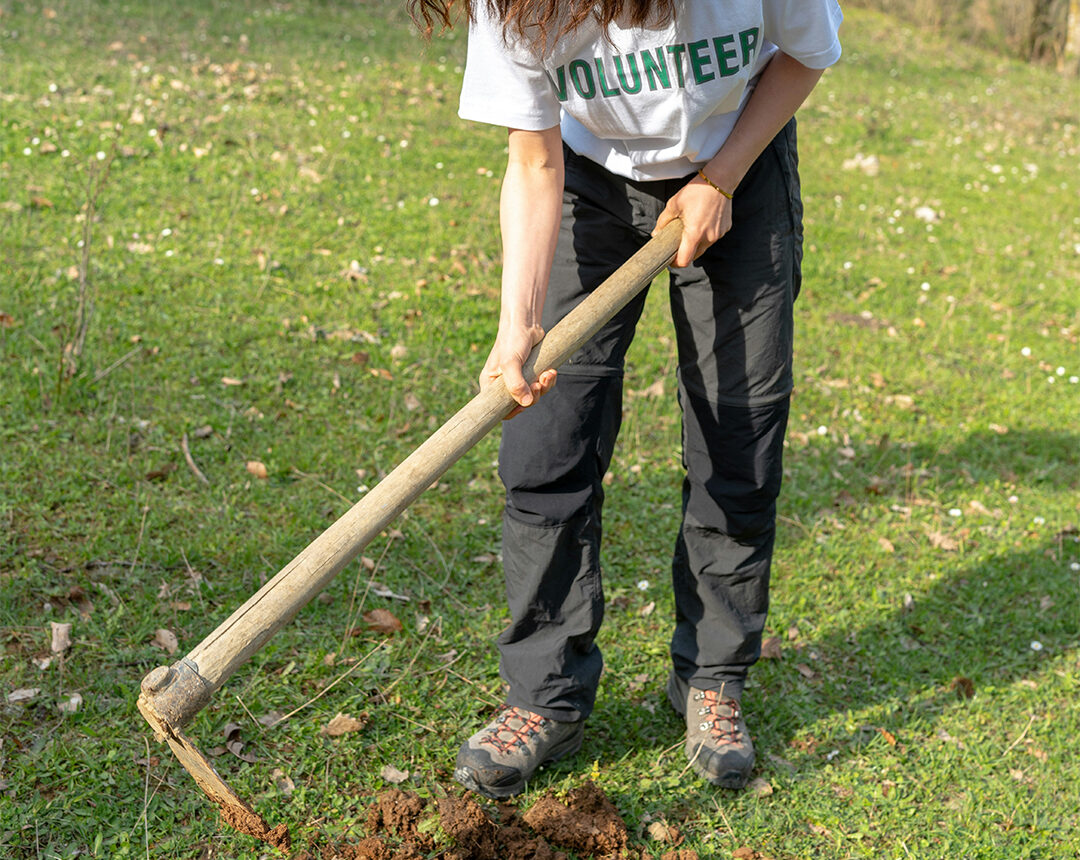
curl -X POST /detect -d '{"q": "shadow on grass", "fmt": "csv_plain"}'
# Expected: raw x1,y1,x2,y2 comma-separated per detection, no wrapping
583,428,1078,784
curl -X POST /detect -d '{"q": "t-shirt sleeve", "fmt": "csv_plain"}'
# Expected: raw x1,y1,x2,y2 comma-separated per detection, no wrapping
458,7,561,130
762,0,844,69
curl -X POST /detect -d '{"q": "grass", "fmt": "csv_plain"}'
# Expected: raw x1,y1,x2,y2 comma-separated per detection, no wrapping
1,2,1078,858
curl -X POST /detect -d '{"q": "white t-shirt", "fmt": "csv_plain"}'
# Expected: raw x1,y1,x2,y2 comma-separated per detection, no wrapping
459,1,843,180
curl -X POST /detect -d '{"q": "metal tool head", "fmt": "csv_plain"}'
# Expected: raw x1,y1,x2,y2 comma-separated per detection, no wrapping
138,672,290,852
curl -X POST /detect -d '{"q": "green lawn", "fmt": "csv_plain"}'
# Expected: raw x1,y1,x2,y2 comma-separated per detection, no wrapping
1,2,1078,858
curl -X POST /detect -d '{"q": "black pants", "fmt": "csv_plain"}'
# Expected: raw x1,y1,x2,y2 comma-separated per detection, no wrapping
497,119,803,722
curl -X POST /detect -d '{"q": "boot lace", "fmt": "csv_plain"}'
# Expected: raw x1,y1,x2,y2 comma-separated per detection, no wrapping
693,689,743,746
480,705,548,755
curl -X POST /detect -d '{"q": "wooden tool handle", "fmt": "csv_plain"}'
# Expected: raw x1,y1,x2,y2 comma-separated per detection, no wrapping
140,220,681,728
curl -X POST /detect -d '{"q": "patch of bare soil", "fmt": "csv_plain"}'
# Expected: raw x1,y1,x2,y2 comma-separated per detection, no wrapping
289,781,649,860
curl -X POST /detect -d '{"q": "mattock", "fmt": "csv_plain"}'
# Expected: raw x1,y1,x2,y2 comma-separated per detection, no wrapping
137,220,683,850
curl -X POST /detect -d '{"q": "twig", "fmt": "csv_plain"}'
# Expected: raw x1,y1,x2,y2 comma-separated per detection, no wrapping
180,432,210,485
340,537,395,655
291,466,353,507
143,737,151,860
653,738,684,765
712,796,738,845
378,620,439,702
386,710,439,733
270,641,387,728
92,346,142,384
235,694,260,730
1002,713,1037,756
445,668,503,707
129,506,149,578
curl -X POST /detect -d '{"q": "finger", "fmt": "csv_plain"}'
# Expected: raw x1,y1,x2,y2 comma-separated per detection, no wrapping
674,232,699,268
652,203,677,236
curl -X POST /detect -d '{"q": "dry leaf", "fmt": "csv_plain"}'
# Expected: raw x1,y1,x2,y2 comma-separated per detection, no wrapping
223,722,258,763
879,728,897,746
363,608,403,634
7,688,40,703
795,663,816,680
747,777,774,797
371,582,410,602
221,376,244,386
58,693,83,714
152,628,179,655
50,622,73,655
271,767,295,795
257,711,284,728
403,392,422,411
246,460,269,479
808,823,831,837
380,764,410,784
760,636,782,660
928,531,959,551
950,676,975,699
877,537,895,553
646,820,680,844
322,712,369,737
639,600,656,617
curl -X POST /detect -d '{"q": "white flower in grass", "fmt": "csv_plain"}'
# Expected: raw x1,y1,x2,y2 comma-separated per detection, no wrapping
1030,641,1043,652
637,580,650,591
22,147,31,156
816,425,828,436
1069,562,1079,572
948,508,962,517
1033,516,1046,525
1021,347,1031,357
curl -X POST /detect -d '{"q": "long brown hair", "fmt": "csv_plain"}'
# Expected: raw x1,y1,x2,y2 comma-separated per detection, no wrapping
408,1,676,51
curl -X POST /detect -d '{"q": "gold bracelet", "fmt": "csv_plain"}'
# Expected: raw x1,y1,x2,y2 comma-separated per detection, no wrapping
697,168,734,200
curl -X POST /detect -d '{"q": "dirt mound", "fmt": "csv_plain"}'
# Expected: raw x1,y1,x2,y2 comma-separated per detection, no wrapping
522,782,628,857
289,781,649,860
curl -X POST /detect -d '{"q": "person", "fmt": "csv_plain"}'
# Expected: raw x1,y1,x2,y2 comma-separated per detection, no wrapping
410,0,843,799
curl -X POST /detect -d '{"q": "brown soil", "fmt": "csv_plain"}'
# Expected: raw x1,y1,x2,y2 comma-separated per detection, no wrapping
522,782,628,858
288,781,649,860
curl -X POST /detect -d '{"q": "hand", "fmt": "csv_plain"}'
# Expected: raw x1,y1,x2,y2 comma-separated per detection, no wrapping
653,174,733,268
480,321,558,419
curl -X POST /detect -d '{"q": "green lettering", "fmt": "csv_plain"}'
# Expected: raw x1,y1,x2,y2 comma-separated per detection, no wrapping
614,53,642,94
546,66,568,101
642,48,670,90
713,34,739,77
688,39,715,84
569,59,596,99
594,57,620,97
665,44,687,88
739,27,760,67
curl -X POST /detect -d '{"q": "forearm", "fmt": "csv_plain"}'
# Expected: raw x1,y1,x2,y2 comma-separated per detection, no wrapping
498,126,564,332
703,52,826,195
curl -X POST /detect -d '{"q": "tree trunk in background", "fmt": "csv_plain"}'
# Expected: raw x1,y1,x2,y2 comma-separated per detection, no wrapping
1028,0,1059,61
1064,0,1080,73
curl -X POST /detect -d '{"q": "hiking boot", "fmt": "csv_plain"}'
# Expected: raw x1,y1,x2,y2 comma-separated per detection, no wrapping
667,671,754,789
454,704,584,799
